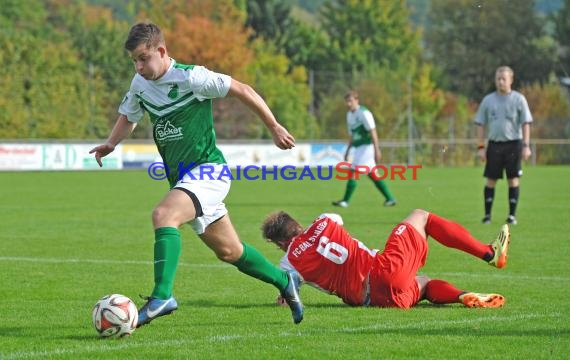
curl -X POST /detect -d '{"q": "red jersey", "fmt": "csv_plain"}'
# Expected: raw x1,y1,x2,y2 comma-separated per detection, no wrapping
280,214,377,306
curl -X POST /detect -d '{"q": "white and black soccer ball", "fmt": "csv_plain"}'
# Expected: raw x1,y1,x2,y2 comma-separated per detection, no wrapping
92,294,138,338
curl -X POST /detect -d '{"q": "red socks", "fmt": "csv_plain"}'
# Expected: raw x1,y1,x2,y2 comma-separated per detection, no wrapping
426,213,492,260
424,279,463,304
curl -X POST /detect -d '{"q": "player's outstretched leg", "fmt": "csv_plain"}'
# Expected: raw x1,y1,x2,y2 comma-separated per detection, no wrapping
137,295,178,328
423,279,505,308
425,213,511,268
488,224,510,268
425,212,492,259
459,293,505,308
280,270,304,324
368,174,396,206
332,178,357,208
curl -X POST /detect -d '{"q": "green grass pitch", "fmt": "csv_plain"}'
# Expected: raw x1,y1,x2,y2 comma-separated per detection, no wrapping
1,166,569,359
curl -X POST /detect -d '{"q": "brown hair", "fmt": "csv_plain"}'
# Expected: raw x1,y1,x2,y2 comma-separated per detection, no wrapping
344,90,359,100
261,211,303,244
124,22,165,51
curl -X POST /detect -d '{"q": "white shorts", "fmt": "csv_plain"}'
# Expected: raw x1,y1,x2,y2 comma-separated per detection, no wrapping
351,144,376,170
173,163,230,234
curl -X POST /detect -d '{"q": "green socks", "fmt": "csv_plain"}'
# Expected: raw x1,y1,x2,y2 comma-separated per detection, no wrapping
232,242,288,291
342,178,357,202
372,178,394,201
342,176,394,203
151,227,181,299
150,230,287,297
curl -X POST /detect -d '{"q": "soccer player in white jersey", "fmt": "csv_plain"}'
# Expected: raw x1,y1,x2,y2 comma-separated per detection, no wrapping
332,90,396,208
89,22,303,327
475,66,533,225
263,210,510,310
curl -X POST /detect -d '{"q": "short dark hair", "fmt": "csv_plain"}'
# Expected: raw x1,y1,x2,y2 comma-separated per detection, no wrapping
344,90,359,100
261,211,303,243
124,22,165,51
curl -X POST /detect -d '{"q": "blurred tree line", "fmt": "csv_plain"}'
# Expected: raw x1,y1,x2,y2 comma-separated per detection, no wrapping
1,0,569,163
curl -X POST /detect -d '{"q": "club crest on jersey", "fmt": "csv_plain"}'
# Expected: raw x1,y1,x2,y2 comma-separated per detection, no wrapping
167,84,179,99
155,120,183,142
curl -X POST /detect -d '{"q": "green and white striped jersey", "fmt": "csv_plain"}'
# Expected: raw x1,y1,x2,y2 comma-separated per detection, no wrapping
347,105,376,147
119,59,231,187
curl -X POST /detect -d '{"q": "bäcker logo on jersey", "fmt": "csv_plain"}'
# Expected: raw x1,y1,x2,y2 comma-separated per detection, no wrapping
155,120,183,142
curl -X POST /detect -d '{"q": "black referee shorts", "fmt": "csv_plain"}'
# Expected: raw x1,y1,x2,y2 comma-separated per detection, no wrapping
484,140,523,179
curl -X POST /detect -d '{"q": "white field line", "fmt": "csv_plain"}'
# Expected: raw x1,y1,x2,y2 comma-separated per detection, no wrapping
338,312,562,333
427,271,570,282
1,312,561,360
1,256,568,282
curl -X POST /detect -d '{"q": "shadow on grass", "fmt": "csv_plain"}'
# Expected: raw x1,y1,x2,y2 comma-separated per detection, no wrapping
0,326,99,341
63,334,102,341
182,299,348,309
181,298,475,310
0,326,32,337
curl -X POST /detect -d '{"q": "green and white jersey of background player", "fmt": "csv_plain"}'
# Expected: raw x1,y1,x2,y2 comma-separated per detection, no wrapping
118,59,230,187
346,105,377,169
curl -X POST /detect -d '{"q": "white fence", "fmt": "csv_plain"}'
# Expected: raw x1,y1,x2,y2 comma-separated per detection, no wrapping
0,142,342,171
1,139,569,171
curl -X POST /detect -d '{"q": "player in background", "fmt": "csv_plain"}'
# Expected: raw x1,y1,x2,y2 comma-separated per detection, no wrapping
475,66,533,225
89,22,303,327
262,209,510,309
332,90,396,208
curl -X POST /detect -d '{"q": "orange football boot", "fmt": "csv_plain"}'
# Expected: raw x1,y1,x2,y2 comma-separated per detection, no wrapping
489,224,510,268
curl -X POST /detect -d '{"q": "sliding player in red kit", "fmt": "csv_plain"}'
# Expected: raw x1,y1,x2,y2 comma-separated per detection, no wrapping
262,209,510,309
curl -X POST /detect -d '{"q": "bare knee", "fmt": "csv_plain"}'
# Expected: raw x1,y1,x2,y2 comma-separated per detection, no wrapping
402,209,429,238
152,205,179,228
409,209,429,222
215,247,242,263
199,217,244,263
416,275,431,299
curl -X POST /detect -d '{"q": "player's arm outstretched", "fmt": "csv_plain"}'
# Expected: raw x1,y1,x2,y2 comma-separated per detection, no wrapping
89,114,137,167
227,79,295,150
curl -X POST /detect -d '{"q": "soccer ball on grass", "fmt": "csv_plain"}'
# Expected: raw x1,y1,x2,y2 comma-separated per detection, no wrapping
92,294,138,338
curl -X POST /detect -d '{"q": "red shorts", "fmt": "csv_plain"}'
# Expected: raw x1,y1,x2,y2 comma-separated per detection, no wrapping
368,222,428,309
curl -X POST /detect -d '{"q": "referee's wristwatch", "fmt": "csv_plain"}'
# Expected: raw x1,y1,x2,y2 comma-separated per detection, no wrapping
522,142,530,147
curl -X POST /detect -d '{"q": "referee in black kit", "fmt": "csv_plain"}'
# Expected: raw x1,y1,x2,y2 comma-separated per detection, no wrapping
475,66,533,225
